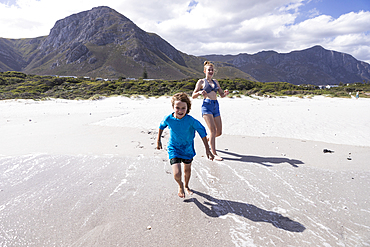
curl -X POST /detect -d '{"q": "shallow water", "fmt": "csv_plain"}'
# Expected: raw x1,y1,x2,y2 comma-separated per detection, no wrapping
1,153,369,246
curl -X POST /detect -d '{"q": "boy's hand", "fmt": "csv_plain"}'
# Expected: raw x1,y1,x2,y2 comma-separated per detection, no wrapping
156,140,162,150
206,150,214,161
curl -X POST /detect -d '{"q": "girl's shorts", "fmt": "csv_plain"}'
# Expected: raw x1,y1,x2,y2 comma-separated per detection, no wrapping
201,99,220,117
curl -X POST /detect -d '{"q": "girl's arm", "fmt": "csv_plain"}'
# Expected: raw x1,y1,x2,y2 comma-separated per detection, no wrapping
157,128,164,150
192,79,206,98
215,79,229,98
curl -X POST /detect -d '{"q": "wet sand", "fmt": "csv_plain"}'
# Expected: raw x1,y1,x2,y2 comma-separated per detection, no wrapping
1,96,369,246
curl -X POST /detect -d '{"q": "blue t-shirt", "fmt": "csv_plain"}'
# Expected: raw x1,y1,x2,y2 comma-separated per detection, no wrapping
159,113,207,160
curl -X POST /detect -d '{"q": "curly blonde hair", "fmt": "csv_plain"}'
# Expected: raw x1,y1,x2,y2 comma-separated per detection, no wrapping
204,60,214,68
171,92,191,114
204,60,216,74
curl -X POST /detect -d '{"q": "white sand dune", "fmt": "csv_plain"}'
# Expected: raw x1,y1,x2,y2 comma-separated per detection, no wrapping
0,96,369,246
90,95,370,147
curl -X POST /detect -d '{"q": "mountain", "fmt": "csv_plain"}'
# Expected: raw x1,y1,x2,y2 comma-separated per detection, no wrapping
0,38,29,71
203,46,370,85
0,6,254,80
1,7,369,84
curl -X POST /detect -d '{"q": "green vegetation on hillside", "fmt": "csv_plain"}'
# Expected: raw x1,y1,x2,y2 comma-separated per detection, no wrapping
1,71,369,100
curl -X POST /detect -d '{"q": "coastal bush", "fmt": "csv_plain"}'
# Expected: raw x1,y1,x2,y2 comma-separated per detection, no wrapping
0,71,27,79
1,73,370,100
89,94,104,100
0,78,6,85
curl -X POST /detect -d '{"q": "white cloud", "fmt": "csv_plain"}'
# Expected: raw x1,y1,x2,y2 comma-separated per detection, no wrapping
271,11,370,62
0,0,369,63
308,8,320,18
326,33,370,63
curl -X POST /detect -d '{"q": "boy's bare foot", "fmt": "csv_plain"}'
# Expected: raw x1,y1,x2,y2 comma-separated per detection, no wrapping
178,186,185,198
185,187,193,195
213,155,223,161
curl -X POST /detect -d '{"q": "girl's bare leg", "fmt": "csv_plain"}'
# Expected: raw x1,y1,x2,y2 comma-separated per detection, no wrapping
183,163,193,195
203,114,223,161
214,116,223,137
172,163,185,198
203,114,216,153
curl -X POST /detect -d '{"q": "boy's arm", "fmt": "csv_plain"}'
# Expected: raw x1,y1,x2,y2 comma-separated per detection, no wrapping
201,136,214,160
157,128,164,150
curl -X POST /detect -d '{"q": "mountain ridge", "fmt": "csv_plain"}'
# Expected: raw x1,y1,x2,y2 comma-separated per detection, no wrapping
0,6,369,85
0,6,209,80
203,45,370,85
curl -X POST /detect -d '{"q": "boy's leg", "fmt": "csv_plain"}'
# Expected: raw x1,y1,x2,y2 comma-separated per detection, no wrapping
171,162,185,198
183,162,193,195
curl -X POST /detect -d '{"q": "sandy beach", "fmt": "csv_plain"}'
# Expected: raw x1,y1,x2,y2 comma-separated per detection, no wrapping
1,95,369,246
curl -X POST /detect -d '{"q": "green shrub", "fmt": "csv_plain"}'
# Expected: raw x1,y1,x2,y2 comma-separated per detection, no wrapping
1,73,370,100
89,94,104,100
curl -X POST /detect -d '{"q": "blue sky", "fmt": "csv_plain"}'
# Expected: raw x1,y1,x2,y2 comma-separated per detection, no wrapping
0,0,370,63
296,0,368,19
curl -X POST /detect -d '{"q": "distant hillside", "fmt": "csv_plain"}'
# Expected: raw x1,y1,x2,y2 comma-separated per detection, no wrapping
0,38,29,71
203,46,370,85
0,6,254,81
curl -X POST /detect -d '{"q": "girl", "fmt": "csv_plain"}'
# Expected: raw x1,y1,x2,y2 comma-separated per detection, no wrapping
192,61,229,161
157,93,214,198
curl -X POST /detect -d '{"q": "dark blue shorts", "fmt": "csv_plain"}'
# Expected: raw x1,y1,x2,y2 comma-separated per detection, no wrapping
170,158,193,165
201,99,220,117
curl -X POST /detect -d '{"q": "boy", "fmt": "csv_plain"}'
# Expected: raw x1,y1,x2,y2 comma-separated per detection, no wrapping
157,93,214,198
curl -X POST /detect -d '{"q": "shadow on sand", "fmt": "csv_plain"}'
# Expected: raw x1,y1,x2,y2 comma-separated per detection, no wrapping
217,150,304,168
185,190,306,233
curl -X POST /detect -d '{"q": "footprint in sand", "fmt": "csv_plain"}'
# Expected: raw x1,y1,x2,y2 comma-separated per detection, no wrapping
131,141,144,149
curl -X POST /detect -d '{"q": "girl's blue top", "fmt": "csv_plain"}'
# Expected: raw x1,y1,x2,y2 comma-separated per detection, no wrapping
159,113,207,160
203,78,219,93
